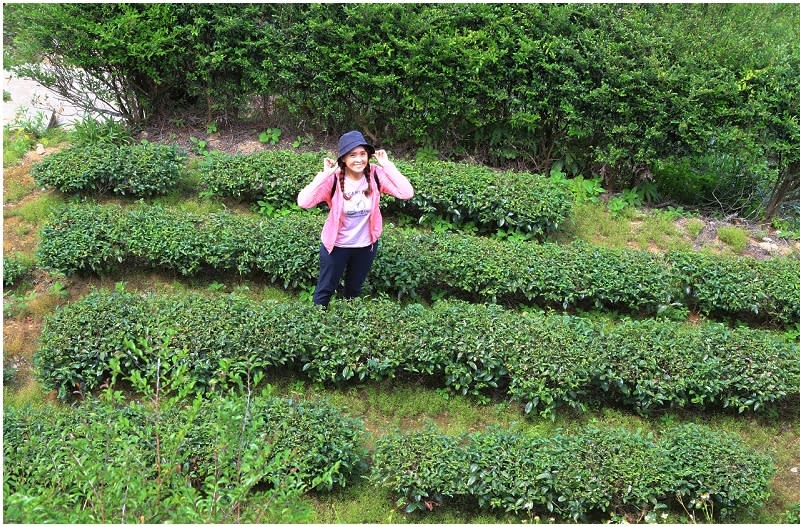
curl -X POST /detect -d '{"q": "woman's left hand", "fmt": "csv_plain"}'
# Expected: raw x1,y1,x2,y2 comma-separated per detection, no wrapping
374,149,390,165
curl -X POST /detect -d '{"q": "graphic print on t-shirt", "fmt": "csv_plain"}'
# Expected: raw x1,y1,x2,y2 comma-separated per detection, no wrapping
344,184,370,217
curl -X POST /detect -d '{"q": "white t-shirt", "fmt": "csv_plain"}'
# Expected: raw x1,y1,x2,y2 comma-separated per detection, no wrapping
335,176,373,248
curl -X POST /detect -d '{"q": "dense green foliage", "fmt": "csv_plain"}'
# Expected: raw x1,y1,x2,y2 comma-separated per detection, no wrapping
37,203,800,326
201,149,573,236
3,393,364,523
6,4,798,215
31,142,184,196
371,424,774,521
3,254,31,288
36,290,800,415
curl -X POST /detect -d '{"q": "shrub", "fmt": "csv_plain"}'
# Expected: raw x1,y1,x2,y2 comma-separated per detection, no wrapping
658,424,775,521
37,203,800,327
200,150,574,237
31,142,184,196
369,427,471,513
371,423,773,521
178,395,366,492
36,291,800,416
3,391,365,523
3,254,32,287
666,250,800,325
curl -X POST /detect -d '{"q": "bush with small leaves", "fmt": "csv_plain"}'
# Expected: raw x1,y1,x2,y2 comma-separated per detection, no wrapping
37,203,800,326
200,149,573,237
31,142,184,196
36,291,800,415
371,423,773,521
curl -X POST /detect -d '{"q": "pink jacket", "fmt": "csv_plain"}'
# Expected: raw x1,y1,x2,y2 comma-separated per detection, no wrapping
297,160,414,253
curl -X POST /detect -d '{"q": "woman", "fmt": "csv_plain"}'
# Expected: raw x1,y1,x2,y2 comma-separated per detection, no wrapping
297,130,414,306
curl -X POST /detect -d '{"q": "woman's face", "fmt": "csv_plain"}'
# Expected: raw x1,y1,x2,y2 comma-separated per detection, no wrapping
342,146,370,175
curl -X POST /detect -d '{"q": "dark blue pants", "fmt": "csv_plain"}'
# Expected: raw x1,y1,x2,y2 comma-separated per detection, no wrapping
313,242,378,306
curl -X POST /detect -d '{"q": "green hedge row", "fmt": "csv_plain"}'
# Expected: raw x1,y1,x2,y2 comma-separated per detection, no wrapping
31,142,185,196
36,290,800,416
200,150,574,236
37,203,800,326
4,394,365,522
371,424,773,521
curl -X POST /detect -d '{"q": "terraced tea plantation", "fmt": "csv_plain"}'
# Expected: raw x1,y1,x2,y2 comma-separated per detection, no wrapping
4,143,800,523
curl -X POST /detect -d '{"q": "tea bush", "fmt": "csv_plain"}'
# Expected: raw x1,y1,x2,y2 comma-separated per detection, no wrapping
37,203,800,326
200,150,573,237
658,423,775,521
371,424,774,522
667,251,800,325
36,291,800,416
31,142,184,196
3,392,365,523
369,427,471,513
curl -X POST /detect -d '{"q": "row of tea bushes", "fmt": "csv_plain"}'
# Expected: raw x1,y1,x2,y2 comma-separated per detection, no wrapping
4,395,772,523
3,394,366,523
36,290,800,416
200,149,574,236
31,142,185,196
37,203,800,326
371,424,773,521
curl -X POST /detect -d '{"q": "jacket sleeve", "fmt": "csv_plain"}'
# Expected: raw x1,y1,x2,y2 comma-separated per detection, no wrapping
375,160,414,200
297,170,336,208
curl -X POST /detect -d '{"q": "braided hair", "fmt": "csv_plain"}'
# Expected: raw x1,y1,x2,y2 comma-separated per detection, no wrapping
337,159,372,200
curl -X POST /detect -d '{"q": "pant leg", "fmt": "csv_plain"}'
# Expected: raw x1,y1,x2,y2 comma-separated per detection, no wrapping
342,242,378,299
313,244,348,306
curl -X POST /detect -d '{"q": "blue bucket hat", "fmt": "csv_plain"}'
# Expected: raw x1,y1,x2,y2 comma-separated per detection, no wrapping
337,130,375,160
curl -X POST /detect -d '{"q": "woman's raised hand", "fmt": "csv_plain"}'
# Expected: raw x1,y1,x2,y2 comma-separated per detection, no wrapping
323,157,337,173
374,149,390,165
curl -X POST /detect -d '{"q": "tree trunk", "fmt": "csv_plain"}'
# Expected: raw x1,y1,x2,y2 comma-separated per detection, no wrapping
764,166,800,219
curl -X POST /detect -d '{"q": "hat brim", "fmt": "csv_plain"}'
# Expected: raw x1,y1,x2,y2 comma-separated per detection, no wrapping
337,142,375,161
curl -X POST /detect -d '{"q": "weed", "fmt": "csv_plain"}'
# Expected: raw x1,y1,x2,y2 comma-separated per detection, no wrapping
255,200,301,218
292,133,314,149
5,193,64,225
38,127,70,147
206,281,225,292
4,178,37,203
717,225,749,253
550,169,604,204
13,224,32,236
259,127,281,145
189,135,208,156
783,322,800,343
10,107,50,136
72,116,132,146
568,202,632,247
3,329,35,359
685,218,705,238
3,127,35,167
786,503,800,523
608,188,644,217
772,217,800,240
307,478,400,523
635,211,689,252
415,145,440,163
3,380,49,407
25,291,66,319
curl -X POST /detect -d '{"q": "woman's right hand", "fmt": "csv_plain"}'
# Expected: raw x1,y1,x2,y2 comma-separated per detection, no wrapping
323,157,337,173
